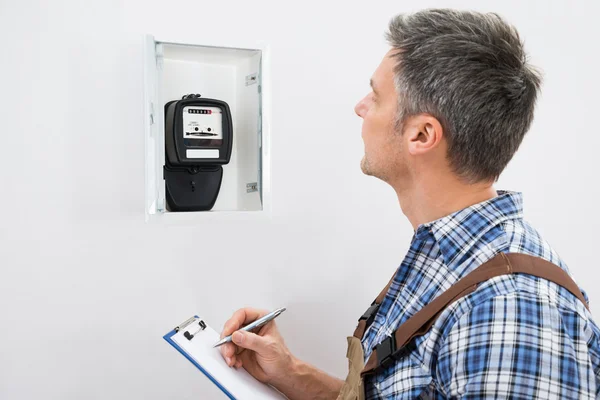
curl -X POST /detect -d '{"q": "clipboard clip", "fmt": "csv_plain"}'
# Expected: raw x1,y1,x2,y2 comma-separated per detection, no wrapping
174,316,198,333
184,320,207,341
174,316,207,340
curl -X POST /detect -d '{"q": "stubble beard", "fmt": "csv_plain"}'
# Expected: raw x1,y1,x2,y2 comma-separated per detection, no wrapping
361,155,373,176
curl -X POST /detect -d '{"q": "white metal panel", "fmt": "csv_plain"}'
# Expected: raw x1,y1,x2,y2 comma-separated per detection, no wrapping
143,35,159,218
235,51,262,211
259,43,273,218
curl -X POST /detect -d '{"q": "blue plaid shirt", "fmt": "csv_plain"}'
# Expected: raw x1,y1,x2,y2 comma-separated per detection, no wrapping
362,191,600,399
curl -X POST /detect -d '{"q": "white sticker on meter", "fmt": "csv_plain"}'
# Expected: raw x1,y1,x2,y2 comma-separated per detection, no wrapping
182,106,223,139
186,149,219,159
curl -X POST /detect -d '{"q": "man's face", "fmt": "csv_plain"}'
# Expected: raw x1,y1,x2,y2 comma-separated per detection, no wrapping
354,50,406,183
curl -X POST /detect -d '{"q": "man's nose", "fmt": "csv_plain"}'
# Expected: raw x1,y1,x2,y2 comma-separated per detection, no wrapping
355,97,367,118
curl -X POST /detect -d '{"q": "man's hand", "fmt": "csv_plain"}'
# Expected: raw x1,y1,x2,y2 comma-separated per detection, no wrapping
219,307,296,385
220,307,344,400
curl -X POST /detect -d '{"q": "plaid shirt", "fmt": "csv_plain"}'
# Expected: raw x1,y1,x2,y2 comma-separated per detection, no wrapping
362,191,600,399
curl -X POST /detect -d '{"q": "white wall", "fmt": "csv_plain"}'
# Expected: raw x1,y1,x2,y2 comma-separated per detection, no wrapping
0,0,598,399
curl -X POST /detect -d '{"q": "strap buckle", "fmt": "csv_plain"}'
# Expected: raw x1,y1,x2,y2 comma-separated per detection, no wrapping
376,335,398,370
359,303,380,326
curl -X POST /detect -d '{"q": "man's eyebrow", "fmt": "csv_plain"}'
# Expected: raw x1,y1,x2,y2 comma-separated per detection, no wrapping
370,79,379,95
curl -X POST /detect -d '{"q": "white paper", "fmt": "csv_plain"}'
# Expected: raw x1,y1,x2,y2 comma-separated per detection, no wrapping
171,319,285,400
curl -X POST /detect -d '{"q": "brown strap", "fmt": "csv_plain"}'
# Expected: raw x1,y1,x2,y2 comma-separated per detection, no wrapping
361,253,589,376
352,271,396,339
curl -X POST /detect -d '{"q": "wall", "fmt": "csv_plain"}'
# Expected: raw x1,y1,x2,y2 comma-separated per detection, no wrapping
0,0,598,399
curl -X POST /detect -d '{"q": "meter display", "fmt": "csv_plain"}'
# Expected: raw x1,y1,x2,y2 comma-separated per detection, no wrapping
182,106,223,140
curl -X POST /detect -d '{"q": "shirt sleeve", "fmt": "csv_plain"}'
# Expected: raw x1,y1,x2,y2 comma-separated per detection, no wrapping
435,291,597,399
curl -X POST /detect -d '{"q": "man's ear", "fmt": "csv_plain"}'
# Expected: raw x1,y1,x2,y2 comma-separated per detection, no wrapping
403,114,444,156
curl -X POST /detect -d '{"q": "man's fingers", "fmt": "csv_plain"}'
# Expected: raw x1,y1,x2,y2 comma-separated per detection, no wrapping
220,342,236,359
222,308,269,336
220,307,271,368
219,341,246,368
231,330,273,355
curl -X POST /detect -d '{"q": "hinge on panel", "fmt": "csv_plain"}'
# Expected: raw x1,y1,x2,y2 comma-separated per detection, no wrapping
246,73,258,86
149,102,155,125
156,43,164,70
246,182,258,193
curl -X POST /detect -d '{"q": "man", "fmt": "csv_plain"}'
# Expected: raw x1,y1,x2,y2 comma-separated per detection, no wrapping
219,9,600,399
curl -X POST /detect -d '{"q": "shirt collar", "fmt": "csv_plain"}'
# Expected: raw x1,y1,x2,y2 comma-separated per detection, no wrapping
414,190,524,268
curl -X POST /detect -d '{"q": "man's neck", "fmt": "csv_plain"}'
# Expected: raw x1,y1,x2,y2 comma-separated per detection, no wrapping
395,174,498,230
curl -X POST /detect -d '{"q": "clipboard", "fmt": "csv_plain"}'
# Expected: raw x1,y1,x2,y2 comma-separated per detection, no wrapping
163,316,285,399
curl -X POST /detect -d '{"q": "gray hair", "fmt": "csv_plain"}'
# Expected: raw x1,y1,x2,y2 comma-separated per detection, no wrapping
385,9,542,183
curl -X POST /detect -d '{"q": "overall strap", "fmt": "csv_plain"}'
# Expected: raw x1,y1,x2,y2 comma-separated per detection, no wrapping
361,253,589,376
353,268,396,340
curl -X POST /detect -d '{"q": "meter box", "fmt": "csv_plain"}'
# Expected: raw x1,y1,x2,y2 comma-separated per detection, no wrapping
143,36,270,218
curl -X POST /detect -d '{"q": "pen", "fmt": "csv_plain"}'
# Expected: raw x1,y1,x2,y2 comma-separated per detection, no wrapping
213,307,286,348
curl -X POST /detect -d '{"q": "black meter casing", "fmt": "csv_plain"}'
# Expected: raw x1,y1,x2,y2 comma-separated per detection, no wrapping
164,96,233,211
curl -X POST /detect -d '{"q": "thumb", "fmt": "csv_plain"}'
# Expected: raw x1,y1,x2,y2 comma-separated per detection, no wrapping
232,331,272,355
